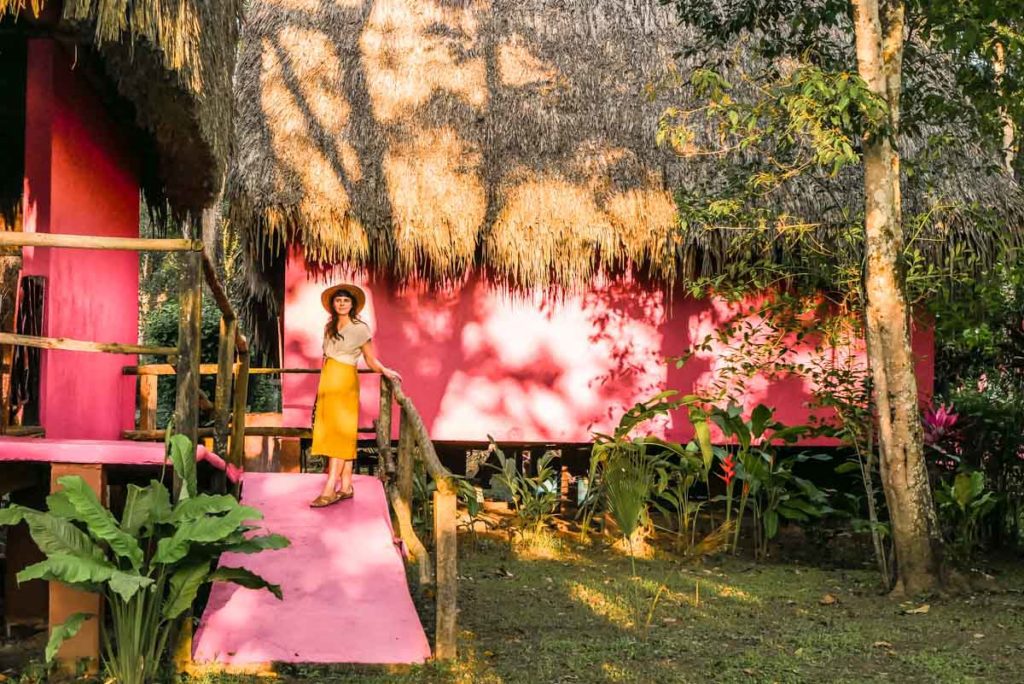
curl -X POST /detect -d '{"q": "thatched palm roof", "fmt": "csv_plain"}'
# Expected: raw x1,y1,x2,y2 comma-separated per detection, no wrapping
230,0,1024,351
0,0,238,224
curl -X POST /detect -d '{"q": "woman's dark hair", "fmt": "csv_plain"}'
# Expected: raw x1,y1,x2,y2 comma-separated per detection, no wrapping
324,290,363,340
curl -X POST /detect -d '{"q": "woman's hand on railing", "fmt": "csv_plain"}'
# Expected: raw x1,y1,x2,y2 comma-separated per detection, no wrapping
382,367,402,383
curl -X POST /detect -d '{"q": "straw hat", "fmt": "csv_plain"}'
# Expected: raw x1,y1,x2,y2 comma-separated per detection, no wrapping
320,283,366,315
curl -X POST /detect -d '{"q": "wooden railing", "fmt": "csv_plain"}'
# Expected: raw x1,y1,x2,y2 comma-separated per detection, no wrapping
0,232,250,494
122,363,460,659
376,376,458,660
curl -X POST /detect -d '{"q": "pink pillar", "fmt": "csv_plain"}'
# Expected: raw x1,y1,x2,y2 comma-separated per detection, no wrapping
21,40,139,439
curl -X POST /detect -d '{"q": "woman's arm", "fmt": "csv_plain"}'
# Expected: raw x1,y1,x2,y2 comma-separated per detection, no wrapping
361,340,401,382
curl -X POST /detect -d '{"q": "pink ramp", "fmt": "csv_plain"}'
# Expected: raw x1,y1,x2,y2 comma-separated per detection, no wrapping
192,472,431,666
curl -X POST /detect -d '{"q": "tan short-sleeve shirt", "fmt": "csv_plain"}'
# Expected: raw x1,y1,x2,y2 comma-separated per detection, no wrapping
322,321,372,366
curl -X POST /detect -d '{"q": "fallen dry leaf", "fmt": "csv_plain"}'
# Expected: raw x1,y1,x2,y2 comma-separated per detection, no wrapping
903,604,930,615
873,641,894,649
819,593,839,606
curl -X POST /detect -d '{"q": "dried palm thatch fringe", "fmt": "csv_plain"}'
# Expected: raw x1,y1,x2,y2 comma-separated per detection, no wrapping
1,0,238,217
230,0,1024,321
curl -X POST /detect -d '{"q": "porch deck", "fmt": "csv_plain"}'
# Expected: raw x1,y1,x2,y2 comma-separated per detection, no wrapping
191,472,431,667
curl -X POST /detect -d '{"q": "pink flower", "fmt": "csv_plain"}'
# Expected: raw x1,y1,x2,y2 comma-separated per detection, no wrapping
923,403,958,445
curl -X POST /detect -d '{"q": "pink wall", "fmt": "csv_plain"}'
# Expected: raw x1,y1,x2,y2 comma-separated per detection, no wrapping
21,40,139,439
284,256,935,446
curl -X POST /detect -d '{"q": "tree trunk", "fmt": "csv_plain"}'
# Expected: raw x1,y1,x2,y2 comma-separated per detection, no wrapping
993,40,1016,176
851,0,944,595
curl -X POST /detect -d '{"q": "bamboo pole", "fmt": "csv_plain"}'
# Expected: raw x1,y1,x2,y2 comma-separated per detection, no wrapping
0,250,20,434
0,332,176,356
388,379,449,481
172,250,203,493
228,349,250,472
138,375,158,431
123,427,216,441
122,425,378,441
0,233,201,252
433,476,458,660
213,318,237,461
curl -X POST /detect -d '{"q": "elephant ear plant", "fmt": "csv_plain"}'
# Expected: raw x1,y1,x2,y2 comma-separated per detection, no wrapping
0,433,289,683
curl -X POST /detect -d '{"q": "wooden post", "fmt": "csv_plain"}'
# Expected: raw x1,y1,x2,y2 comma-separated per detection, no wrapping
560,464,571,516
375,379,394,477
138,375,158,432
228,350,250,471
392,415,432,585
213,317,236,461
173,250,202,493
50,464,105,673
433,477,458,660
0,249,20,434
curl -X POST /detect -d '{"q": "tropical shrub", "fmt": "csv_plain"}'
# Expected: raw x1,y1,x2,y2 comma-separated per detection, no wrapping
488,442,560,537
935,469,999,562
0,434,288,683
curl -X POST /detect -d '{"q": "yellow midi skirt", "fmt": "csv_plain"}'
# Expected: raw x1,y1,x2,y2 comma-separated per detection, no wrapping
311,359,359,460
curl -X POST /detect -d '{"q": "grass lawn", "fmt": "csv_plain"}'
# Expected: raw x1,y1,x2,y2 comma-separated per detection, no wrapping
175,532,1024,684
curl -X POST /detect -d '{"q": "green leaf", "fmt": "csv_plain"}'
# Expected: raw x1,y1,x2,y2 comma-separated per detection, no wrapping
172,494,245,523
163,561,211,619
764,509,779,540
834,460,862,475
168,434,197,500
209,567,284,600
154,507,262,565
18,553,116,586
750,404,773,439
44,491,78,519
45,612,92,663
107,572,156,603
0,505,28,526
19,509,106,562
57,476,143,569
121,481,172,537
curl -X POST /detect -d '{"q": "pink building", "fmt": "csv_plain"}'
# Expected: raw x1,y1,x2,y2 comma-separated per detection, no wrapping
229,1,1010,453
0,3,235,439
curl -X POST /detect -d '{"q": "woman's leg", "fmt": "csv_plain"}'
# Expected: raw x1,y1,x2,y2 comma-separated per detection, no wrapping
318,456,344,498
338,459,355,495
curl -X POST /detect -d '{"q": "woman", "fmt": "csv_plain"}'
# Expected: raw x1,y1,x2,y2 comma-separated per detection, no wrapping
310,284,401,507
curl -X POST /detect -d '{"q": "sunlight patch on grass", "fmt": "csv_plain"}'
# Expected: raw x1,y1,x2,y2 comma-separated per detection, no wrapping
568,581,633,627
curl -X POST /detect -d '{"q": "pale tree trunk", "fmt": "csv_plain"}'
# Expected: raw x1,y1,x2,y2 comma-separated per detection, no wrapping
851,0,945,595
993,40,1017,176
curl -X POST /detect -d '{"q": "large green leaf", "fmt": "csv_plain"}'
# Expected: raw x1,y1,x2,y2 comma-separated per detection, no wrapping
750,404,774,439
18,552,116,586
44,491,78,519
57,476,143,569
121,481,173,537
172,494,245,524
154,507,262,565
107,572,156,603
168,434,197,500
14,508,106,562
209,567,283,600
163,561,211,619
45,612,92,663
692,418,715,474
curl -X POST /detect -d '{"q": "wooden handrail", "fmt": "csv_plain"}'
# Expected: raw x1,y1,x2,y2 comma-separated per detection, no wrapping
0,233,201,252
0,332,176,356
123,365,374,376
380,375,457,660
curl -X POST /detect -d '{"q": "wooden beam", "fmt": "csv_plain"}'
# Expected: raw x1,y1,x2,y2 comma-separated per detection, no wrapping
0,233,201,252
0,332,176,356
122,365,372,376
213,318,237,461
138,375,158,432
228,348,250,472
388,379,450,481
173,250,203,492
433,477,458,660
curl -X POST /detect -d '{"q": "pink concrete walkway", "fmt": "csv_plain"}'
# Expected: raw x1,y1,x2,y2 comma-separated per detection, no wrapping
191,472,431,666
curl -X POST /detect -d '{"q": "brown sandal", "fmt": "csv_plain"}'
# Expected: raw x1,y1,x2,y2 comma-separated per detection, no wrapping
310,492,343,508
337,489,354,501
